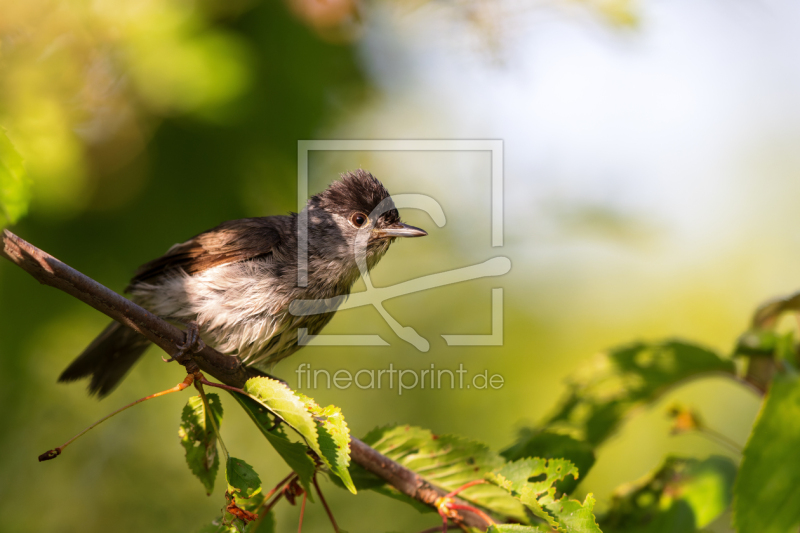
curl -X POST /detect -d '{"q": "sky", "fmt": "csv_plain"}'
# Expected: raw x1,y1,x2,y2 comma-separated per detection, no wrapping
352,0,800,257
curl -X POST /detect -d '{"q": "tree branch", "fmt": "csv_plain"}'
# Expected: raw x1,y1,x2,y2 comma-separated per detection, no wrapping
0,229,490,531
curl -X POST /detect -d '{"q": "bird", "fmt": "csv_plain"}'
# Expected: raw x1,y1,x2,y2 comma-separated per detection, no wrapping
58,169,427,397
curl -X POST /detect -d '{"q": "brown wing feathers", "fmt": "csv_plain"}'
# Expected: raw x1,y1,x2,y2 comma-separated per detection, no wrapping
127,217,283,287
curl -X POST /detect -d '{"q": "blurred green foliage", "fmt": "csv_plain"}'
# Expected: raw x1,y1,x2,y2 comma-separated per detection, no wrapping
733,372,800,533
602,456,736,533
0,1,370,531
0,128,30,226
543,341,736,446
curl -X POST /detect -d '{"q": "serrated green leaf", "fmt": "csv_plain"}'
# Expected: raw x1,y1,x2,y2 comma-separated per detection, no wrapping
488,525,551,533
547,494,602,533
226,457,261,499
230,392,316,497
356,425,525,522
243,377,322,459
0,129,30,227
734,372,800,533
298,394,356,494
545,340,735,445
487,457,578,501
502,430,595,495
179,394,223,495
487,457,580,530
485,458,605,533
602,455,735,533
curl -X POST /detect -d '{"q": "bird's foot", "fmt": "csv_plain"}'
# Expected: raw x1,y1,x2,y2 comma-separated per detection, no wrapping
163,321,206,364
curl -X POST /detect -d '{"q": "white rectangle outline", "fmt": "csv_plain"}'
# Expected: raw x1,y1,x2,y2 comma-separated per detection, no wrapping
297,139,504,287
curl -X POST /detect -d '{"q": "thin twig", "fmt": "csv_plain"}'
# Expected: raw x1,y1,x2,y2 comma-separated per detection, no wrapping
261,482,291,516
313,474,340,533
265,471,297,502
298,491,307,533
39,374,194,461
199,377,247,395
700,427,743,454
195,378,229,461
448,504,496,526
445,479,488,499
248,473,297,531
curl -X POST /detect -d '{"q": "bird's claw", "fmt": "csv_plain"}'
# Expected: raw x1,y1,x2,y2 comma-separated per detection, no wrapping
165,321,205,364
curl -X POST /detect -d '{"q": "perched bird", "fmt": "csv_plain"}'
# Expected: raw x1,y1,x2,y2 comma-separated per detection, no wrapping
59,170,426,396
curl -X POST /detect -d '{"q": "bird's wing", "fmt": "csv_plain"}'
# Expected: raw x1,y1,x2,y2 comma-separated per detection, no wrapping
127,217,285,288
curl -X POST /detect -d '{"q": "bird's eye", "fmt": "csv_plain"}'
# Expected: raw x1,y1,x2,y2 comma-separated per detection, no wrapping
349,212,369,228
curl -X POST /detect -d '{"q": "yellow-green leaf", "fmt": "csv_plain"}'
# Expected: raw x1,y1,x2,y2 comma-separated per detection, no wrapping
299,394,356,494
243,377,322,460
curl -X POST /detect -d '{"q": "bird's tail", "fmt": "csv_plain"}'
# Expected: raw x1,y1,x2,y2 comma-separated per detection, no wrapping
59,321,151,397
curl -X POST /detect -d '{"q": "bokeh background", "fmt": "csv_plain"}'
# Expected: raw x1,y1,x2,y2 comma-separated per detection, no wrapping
2,0,800,531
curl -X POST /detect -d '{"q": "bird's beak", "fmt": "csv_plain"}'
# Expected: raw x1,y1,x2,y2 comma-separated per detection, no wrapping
374,222,428,239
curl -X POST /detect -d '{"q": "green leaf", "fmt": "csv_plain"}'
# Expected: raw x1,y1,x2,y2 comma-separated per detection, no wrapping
249,511,276,533
488,525,552,533
734,328,795,391
230,392,316,496
179,394,223,495
197,519,237,533
545,340,735,445
0,129,30,227
486,458,603,533
487,457,578,501
298,394,356,494
548,494,602,533
749,290,800,329
602,455,736,533
502,430,595,495
226,457,262,499
242,377,322,459
197,511,274,533
487,457,581,530
357,425,526,522
734,371,800,533
735,329,782,358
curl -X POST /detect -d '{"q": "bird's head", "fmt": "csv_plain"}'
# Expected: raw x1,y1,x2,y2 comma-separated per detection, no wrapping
307,169,426,269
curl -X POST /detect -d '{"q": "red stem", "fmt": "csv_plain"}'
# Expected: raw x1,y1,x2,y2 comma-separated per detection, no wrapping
298,491,308,533
444,479,488,499
264,472,297,502
313,474,340,533
199,377,246,395
261,491,285,516
448,504,495,526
